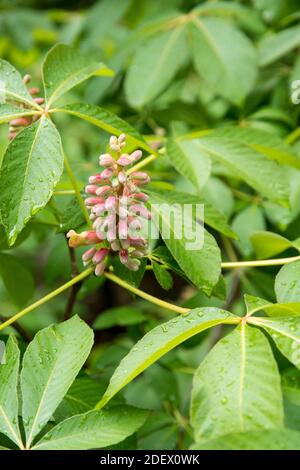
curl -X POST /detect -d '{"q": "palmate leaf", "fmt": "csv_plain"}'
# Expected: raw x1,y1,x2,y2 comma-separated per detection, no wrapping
96,308,238,409
251,231,295,259
148,189,221,295
0,60,38,109
0,117,64,245
189,17,257,105
249,316,300,369
191,324,283,441
55,103,154,154
275,261,300,303
32,406,148,450
0,253,34,308
194,134,290,206
0,336,23,448
42,44,113,106
21,316,94,448
0,104,37,124
125,27,188,108
191,429,300,450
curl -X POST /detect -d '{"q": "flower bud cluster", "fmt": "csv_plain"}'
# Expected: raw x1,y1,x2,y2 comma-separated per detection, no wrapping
8,74,44,140
67,134,151,276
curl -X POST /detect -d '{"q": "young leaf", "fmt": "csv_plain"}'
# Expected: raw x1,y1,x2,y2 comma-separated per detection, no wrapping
0,59,37,108
249,316,300,369
275,261,300,304
152,261,173,290
167,138,211,192
0,336,23,449
32,406,148,450
55,103,153,154
191,429,300,450
189,17,257,105
191,324,283,441
251,231,293,259
232,205,265,257
96,308,238,409
125,27,188,108
42,44,113,106
148,189,221,295
21,315,94,448
0,253,34,308
195,134,290,206
0,117,64,245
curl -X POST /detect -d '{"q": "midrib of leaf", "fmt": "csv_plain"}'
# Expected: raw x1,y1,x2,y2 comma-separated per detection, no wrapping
0,405,23,449
239,323,246,431
25,340,65,448
0,87,41,111
192,17,230,80
97,316,238,409
142,25,185,102
0,109,37,123
46,64,108,107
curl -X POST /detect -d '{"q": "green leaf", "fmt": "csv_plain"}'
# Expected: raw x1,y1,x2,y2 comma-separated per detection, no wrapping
0,59,37,108
167,138,211,192
58,196,86,233
125,27,188,108
194,134,290,206
250,316,300,369
244,293,271,314
0,117,64,245
191,324,283,441
282,368,300,407
42,44,113,106
0,104,37,124
259,24,300,66
93,306,146,330
275,260,300,303
21,315,94,448
189,17,257,104
232,205,266,257
244,294,300,318
32,406,148,450
191,429,300,450
152,261,173,290
148,189,221,295
96,308,238,409
55,103,153,154
251,231,294,259
0,253,34,308
0,336,23,448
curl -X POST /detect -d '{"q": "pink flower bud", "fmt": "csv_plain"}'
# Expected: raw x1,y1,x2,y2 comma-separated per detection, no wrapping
129,172,149,181
109,135,118,147
96,185,112,197
92,248,109,264
93,202,106,216
29,87,40,95
23,74,31,84
82,247,97,264
10,117,30,127
134,192,149,202
111,240,121,251
102,213,116,230
128,217,142,231
105,195,117,212
119,249,128,265
118,171,127,184
67,230,85,248
95,261,106,276
85,185,99,194
118,219,128,239
99,153,114,167
34,97,44,105
100,168,114,179
85,197,104,206
89,174,102,184
118,133,126,144
107,227,117,242
130,150,142,162
84,231,101,244
130,204,151,219
117,154,132,166
131,176,150,186
129,237,146,247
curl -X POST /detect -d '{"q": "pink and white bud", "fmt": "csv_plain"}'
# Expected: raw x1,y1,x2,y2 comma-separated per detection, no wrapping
92,248,109,264
95,261,106,276
130,204,151,219
100,168,114,179
88,174,101,184
129,236,146,247
130,150,142,162
96,185,112,197
85,184,99,194
85,197,104,207
119,249,129,265
118,171,127,184
118,133,126,144
84,231,101,244
93,202,106,216
29,87,40,95
134,192,149,202
10,117,30,127
99,153,114,167
23,74,31,84
105,195,117,212
34,97,44,105
118,219,128,239
82,247,97,265
67,230,85,248
107,227,117,242
117,154,132,166
129,172,149,181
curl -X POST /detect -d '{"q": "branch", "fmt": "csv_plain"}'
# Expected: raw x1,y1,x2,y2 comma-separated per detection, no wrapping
63,243,82,320
221,254,300,269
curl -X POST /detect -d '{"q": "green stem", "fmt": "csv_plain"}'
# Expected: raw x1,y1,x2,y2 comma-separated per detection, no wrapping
285,127,300,145
127,153,158,174
0,268,93,332
221,254,300,269
104,271,188,314
54,190,76,196
63,153,91,226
